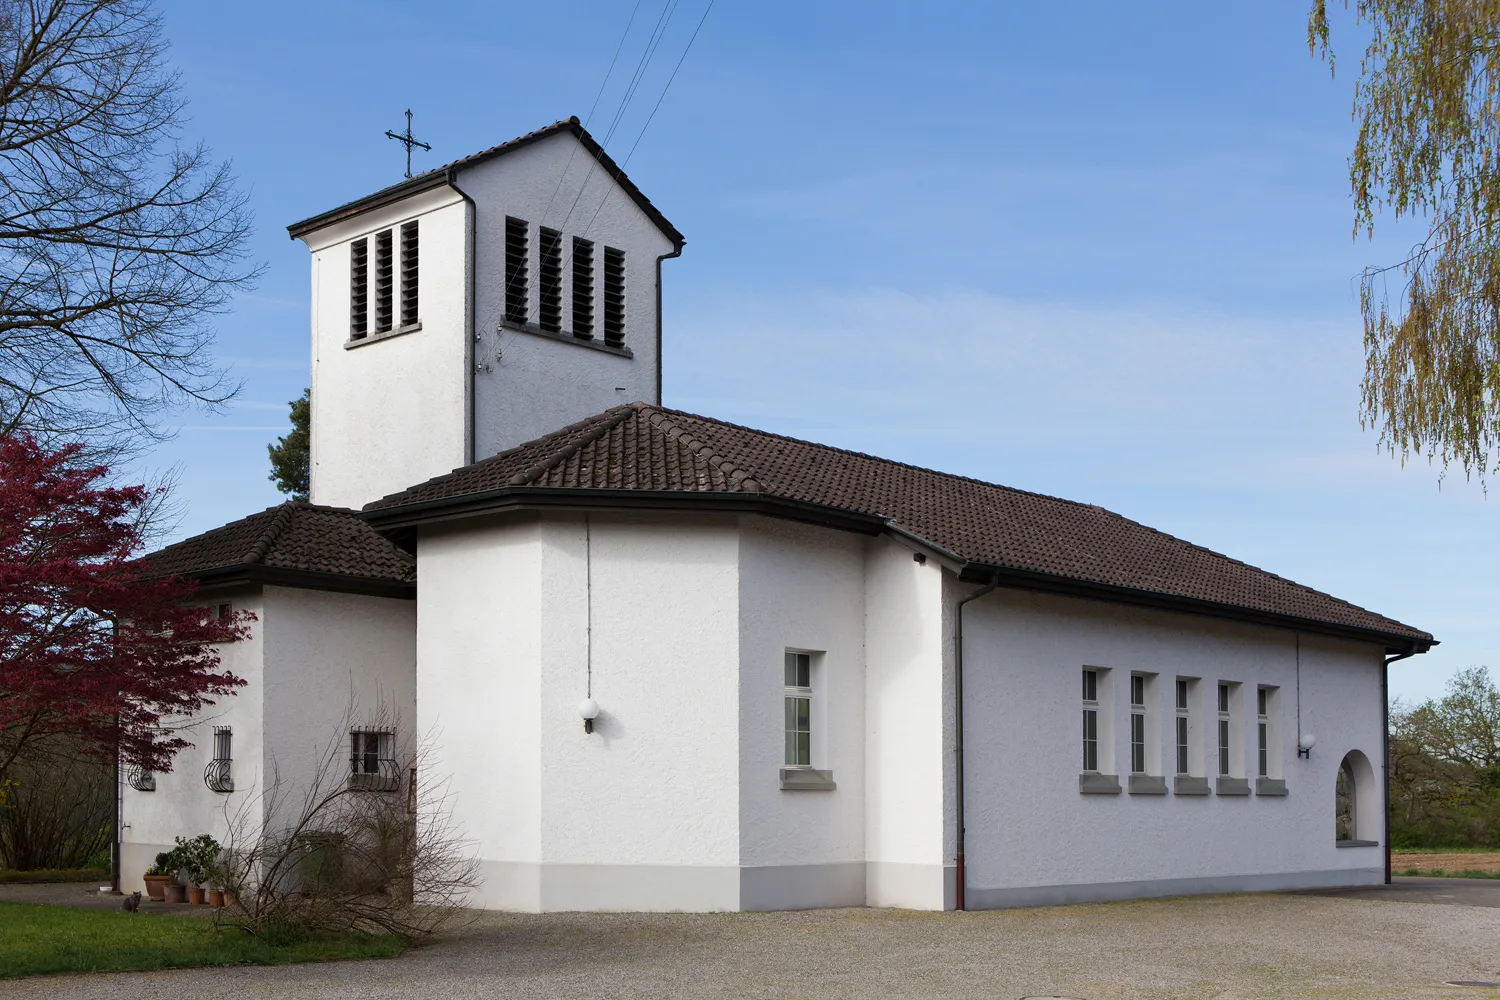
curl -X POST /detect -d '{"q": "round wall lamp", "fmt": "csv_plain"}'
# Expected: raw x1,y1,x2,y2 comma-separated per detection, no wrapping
1297,733,1317,759
578,697,601,734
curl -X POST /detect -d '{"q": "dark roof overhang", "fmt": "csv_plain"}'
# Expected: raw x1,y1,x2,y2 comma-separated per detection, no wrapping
363,485,1434,656
169,563,416,600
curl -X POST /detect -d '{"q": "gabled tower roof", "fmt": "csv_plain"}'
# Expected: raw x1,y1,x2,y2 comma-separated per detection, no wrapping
286,116,684,247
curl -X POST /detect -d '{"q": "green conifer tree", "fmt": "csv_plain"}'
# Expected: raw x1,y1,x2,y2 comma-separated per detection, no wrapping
267,389,310,501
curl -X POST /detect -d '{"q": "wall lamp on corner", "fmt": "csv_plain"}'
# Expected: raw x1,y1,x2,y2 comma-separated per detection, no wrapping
578,698,601,735
1297,733,1317,759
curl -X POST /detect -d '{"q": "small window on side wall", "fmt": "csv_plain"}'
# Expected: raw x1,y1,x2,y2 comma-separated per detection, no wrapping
784,651,812,767
1082,668,1100,772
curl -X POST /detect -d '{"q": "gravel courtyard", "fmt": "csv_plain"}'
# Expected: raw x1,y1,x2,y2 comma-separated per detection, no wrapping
3,887,1498,1000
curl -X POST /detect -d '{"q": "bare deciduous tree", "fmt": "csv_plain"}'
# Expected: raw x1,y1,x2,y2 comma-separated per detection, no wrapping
0,0,259,456
212,701,479,942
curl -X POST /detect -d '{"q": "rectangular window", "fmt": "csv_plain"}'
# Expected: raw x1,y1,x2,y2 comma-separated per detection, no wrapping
215,602,232,620
374,228,394,333
572,236,595,339
538,227,562,332
1218,682,1232,776
1257,687,1270,777
505,216,529,325
350,730,392,775
349,237,368,339
1174,678,1191,775
1082,667,1099,772
784,651,812,767
603,245,625,346
1129,674,1146,774
400,220,419,326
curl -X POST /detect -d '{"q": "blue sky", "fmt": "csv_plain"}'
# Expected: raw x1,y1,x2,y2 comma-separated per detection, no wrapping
143,1,1491,704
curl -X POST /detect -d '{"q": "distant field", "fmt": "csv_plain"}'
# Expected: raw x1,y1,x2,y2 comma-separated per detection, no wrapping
1393,851,1500,877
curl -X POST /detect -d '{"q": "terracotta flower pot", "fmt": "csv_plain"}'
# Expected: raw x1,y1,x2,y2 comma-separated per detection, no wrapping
187,886,205,905
143,875,170,901
164,883,187,903
206,889,224,908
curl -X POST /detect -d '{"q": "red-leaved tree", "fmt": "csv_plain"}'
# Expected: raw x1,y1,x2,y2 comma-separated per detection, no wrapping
0,434,247,780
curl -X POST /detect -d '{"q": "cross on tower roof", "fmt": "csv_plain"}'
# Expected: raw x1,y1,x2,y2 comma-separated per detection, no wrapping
384,109,431,179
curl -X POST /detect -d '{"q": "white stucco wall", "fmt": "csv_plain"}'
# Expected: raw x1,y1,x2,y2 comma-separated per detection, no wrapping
120,588,265,890
119,586,418,892
862,540,953,909
736,517,867,909
259,586,418,829
303,186,470,510
957,588,1389,906
417,512,743,912
463,131,676,458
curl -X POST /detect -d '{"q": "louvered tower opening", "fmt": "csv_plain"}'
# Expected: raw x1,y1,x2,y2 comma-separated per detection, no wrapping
603,246,625,347
374,229,394,333
538,227,562,333
349,237,368,340
399,220,419,327
505,216,529,326
572,237,594,340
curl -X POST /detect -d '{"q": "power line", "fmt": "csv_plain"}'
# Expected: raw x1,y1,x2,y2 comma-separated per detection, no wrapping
582,0,715,238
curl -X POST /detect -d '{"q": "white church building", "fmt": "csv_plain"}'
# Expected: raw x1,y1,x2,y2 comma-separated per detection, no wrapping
124,117,1435,912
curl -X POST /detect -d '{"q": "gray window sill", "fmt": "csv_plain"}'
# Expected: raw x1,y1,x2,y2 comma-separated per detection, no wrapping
1173,775,1211,796
1127,774,1167,795
346,321,422,349
1336,839,1380,848
499,321,633,358
780,767,835,791
1079,772,1121,794
1215,776,1251,796
1255,777,1288,796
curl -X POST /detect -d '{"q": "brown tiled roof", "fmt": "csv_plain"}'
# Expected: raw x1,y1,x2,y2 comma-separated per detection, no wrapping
143,502,415,592
286,117,684,247
365,403,1431,650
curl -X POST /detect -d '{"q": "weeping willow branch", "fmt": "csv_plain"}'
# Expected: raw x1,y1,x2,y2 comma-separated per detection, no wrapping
1311,0,1500,482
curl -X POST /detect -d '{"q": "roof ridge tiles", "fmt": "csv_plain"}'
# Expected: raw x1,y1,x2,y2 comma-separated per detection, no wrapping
636,403,761,492
507,406,638,486
244,501,298,565
650,404,1100,512
366,405,638,509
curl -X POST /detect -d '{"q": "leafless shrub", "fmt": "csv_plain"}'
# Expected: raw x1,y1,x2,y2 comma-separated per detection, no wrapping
211,701,478,941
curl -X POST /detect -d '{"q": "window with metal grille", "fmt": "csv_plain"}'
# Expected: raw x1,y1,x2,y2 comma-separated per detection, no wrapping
538,227,562,333
1082,668,1099,772
205,727,232,792
505,216,529,325
350,729,398,791
374,228,394,333
1129,674,1147,774
572,237,594,339
350,237,368,339
1175,678,1191,775
400,221,419,326
784,651,812,767
603,246,625,346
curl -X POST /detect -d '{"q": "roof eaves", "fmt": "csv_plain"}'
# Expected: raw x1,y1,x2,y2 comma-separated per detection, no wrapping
185,563,417,600
969,561,1436,655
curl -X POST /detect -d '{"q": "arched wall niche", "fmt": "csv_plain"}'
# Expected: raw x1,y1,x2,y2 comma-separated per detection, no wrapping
1335,749,1379,845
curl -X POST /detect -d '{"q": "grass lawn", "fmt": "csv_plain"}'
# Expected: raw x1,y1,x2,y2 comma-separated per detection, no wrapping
0,868,107,884
0,901,405,979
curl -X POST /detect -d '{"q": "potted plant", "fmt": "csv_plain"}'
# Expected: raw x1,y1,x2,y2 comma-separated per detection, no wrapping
143,853,173,901
181,834,221,905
